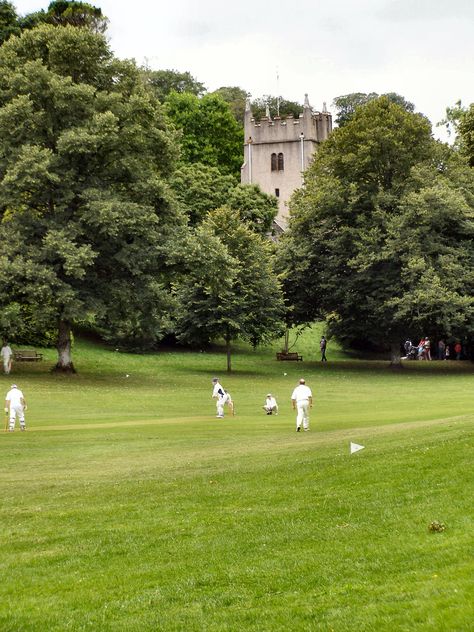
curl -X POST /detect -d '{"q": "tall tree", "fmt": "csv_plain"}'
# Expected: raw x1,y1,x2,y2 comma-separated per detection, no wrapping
175,207,285,371
144,68,205,103
45,1,107,32
278,97,474,363
165,92,244,178
0,24,182,370
0,1,20,44
3,1,108,36
457,103,474,167
332,91,415,127
212,86,248,125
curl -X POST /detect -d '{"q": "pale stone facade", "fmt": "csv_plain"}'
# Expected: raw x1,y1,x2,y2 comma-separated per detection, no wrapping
241,95,332,229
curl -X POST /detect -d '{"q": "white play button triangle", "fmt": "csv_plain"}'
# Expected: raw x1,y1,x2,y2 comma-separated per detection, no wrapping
350,442,365,454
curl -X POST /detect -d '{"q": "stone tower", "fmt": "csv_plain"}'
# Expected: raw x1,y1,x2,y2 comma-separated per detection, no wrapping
241,94,332,229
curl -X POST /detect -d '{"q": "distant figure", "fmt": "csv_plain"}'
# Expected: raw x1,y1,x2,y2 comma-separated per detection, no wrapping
445,344,450,360
454,342,462,360
437,340,446,361
424,337,431,361
1,340,12,374
403,339,416,360
211,377,233,418
291,378,313,432
5,384,27,432
320,336,327,362
417,338,425,360
263,393,278,415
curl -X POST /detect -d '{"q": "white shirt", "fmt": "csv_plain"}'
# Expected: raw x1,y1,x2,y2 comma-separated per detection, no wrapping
6,387,24,407
1,345,12,359
266,396,277,408
291,384,312,402
212,382,226,399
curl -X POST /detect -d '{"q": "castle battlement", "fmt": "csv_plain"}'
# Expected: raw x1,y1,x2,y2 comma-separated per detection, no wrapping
241,94,332,228
244,95,332,145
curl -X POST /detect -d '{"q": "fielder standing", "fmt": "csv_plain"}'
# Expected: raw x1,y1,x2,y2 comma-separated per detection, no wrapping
1,340,13,374
5,384,27,432
291,378,312,432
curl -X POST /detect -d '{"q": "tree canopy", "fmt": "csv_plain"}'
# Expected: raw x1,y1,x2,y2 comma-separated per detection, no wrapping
0,1,20,44
278,97,474,361
251,95,303,121
0,24,182,369
165,92,244,178
332,91,415,127
170,162,277,233
211,86,248,125
175,207,285,371
144,68,205,103
0,0,108,44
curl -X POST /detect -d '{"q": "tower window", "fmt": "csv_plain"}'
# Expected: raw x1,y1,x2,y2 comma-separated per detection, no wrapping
271,153,284,172
275,188,280,197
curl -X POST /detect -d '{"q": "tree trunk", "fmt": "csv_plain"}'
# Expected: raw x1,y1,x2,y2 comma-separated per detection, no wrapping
390,341,403,369
283,328,290,354
226,332,232,373
53,318,76,373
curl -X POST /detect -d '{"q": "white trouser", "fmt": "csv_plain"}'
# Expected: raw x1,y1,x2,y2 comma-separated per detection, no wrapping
3,358,11,374
216,394,229,417
296,400,310,430
9,404,25,430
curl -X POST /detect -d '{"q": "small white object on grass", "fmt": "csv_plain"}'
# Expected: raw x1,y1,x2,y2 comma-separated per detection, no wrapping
125,374,129,378
350,442,365,454
284,372,287,376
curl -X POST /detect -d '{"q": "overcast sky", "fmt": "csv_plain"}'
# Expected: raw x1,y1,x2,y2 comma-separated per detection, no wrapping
14,0,474,140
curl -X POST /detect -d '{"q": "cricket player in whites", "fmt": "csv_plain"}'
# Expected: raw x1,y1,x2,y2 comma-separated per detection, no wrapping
211,378,234,418
5,384,27,432
1,340,12,374
291,378,312,432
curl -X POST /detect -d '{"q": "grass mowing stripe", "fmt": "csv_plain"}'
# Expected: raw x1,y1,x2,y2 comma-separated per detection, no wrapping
0,331,473,630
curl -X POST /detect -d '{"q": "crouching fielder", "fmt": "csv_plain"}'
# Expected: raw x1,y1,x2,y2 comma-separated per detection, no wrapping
5,384,27,432
211,377,234,418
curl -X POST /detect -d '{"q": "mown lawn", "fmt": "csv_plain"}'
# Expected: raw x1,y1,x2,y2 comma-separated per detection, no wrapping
0,330,473,631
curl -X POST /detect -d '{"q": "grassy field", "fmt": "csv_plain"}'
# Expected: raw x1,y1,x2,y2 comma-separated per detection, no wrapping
0,328,473,631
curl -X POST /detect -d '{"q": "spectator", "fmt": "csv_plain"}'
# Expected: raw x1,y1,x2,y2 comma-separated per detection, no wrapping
454,341,462,360
437,339,446,361
320,335,328,362
424,337,431,361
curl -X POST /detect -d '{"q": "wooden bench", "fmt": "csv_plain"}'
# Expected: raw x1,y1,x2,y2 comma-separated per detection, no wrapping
13,350,43,362
276,352,303,361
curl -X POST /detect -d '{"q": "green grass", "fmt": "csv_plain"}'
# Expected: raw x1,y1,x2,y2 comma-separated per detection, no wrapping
0,329,473,631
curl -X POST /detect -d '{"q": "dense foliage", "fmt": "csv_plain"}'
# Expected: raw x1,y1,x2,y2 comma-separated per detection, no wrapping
278,97,474,360
175,207,285,371
165,92,244,178
170,162,277,233
0,25,182,368
332,91,415,127
0,0,107,44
